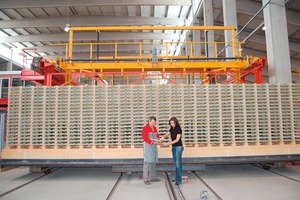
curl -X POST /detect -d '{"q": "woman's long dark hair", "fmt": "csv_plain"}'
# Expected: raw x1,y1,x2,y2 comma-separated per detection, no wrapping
169,117,181,129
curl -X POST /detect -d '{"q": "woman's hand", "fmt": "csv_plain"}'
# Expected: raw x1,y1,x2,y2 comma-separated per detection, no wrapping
163,142,170,147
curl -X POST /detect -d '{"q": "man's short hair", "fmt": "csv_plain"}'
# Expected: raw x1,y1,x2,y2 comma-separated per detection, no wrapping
149,116,157,121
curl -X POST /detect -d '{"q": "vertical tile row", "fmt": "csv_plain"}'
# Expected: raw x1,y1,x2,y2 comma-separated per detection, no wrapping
207,85,222,145
132,85,145,145
244,84,258,144
81,86,95,146
106,85,119,146
232,84,246,144
157,85,171,135
195,85,209,145
56,86,69,145
94,86,107,146
256,84,271,144
6,87,20,145
220,85,234,145
279,84,294,143
181,85,196,145
119,85,133,146
44,87,57,145
20,87,33,145
291,85,300,143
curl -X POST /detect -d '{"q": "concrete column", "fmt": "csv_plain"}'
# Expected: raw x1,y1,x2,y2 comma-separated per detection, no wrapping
263,0,292,84
185,36,192,57
203,0,214,58
7,48,13,71
0,111,6,152
193,29,202,56
222,0,238,58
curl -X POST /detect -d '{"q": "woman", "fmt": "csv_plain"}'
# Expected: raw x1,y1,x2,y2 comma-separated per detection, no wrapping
160,117,183,185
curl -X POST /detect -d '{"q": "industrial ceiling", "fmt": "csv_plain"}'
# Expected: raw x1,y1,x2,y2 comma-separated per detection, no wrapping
0,0,299,82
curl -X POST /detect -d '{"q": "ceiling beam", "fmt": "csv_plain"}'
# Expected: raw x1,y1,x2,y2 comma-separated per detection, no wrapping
238,32,300,53
0,16,185,29
214,0,300,26
0,0,191,9
243,47,300,72
0,32,180,43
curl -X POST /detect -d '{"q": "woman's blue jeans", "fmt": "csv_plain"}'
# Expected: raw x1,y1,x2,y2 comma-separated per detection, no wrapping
172,146,183,184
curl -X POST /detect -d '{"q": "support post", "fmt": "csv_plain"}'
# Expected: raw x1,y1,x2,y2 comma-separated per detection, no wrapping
222,0,238,58
203,0,214,58
263,0,292,83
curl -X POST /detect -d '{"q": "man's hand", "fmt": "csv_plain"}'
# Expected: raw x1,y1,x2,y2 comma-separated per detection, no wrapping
152,139,162,145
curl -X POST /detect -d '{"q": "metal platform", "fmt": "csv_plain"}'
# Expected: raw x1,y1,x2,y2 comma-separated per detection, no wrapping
1,155,300,167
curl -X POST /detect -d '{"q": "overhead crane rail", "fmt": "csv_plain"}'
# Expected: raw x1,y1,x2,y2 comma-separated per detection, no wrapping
19,25,264,86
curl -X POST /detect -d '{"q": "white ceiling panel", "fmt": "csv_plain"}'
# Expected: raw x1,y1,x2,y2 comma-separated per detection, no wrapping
100,6,115,16
3,9,23,19
113,6,128,16
10,42,25,48
73,6,89,15
179,6,191,18
25,28,41,34
86,6,102,15
16,8,36,18
43,7,61,17
141,6,152,17
0,30,9,37
22,42,34,47
14,28,29,35
2,28,18,36
167,6,181,18
127,6,140,17
0,10,11,20
32,8,53,18
154,6,167,18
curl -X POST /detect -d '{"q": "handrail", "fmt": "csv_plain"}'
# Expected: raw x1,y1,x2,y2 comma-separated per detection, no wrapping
65,26,239,60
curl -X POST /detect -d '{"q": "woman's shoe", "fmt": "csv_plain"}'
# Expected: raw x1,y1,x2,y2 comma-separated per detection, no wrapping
144,180,150,185
150,178,161,182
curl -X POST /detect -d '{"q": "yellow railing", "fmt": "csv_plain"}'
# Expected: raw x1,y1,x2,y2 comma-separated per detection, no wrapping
52,41,243,60
58,26,242,60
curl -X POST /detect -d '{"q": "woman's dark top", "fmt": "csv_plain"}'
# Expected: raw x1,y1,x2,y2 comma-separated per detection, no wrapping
169,126,183,147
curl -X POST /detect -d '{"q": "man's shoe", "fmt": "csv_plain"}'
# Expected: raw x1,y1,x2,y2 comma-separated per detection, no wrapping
144,180,150,185
150,178,161,182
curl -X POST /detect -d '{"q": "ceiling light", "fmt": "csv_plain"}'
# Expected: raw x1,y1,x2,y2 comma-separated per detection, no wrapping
64,24,70,32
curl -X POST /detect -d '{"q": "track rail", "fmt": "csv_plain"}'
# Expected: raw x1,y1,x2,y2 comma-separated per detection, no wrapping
164,172,178,200
252,164,300,183
0,168,60,198
164,172,188,200
174,184,185,200
194,172,223,200
105,173,123,200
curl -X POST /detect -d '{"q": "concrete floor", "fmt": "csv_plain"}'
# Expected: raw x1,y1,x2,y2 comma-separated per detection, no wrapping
0,164,299,200
196,164,300,200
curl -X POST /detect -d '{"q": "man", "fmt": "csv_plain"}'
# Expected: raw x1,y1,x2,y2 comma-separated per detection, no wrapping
142,116,161,185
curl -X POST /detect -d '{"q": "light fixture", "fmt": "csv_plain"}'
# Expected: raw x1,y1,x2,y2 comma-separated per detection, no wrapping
64,0,70,32
262,26,266,31
64,23,70,32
